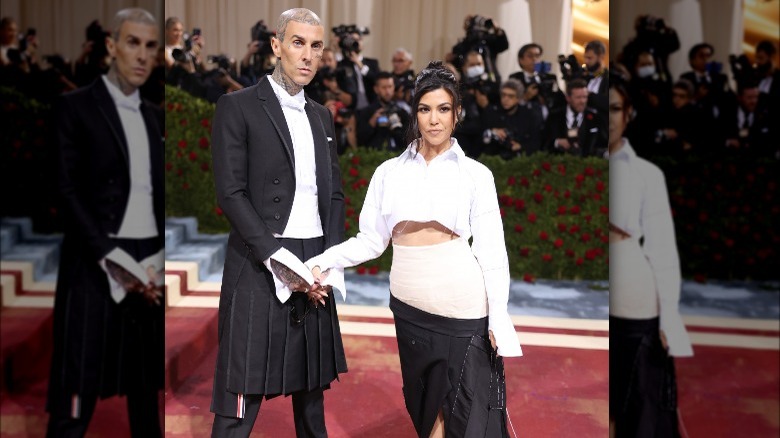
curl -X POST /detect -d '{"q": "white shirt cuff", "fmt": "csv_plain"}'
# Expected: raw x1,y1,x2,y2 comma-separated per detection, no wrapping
262,247,315,303
660,311,694,357
304,258,347,301
98,258,128,303
489,312,523,357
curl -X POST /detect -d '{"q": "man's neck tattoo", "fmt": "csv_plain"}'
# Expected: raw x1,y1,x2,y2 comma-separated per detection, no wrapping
106,65,136,96
272,65,303,95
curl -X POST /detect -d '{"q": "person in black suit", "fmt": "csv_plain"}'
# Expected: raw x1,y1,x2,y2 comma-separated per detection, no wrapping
356,71,410,151
680,43,735,137
46,8,164,438
583,40,609,116
509,43,565,118
336,29,380,111
480,78,541,158
209,8,347,438
755,40,780,122
724,81,775,157
545,78,607,157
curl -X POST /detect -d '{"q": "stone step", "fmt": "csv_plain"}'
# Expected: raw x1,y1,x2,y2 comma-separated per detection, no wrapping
1,217,62,283
165,217,227,282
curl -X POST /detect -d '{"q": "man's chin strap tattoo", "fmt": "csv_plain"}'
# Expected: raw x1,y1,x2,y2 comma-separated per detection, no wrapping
272,64,304,96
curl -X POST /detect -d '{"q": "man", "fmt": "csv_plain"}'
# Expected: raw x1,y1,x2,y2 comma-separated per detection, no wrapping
583,40,609,115
754,40,780,120
356,71,410,150
450,14,509,83
509,43,565,119
545,78,606,157
724,81,774,157
390,47,414,103
209,8,347,438
481,78,541,158
454,51,491,158
163,16,184,70
680,43,734,125
336,29,379,110
46,8,164,437
658,79,709,155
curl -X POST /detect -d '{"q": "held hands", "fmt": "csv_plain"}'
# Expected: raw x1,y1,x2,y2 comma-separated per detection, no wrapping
308,266,332,307
489,330,497,352
660,330,669,351
269,259,330,307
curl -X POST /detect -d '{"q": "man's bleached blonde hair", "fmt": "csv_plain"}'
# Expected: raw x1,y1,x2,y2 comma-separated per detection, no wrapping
276,8,322,42
111,8,156,40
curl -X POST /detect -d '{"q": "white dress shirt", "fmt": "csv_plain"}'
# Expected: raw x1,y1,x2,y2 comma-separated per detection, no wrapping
262,76,323,303
101,75,157,239
306,138,523,357
609,139,693,357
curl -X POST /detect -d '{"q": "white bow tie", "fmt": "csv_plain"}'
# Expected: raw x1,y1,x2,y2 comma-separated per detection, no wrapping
115,94,141,111
277,91,306,112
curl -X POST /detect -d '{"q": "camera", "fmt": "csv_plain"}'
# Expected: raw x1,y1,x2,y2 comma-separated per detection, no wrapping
463,73,495,96
18,28,35,53
638,15,667,33
207,54,232,71
468,15,495,35
332,24,369,58
250,20,275,53
558,54,590,82
729,54,754,85
377,103,404,131
85,20,110,63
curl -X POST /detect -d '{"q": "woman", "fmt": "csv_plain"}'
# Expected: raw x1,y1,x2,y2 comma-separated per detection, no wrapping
305,61,522,437
608,72,693,438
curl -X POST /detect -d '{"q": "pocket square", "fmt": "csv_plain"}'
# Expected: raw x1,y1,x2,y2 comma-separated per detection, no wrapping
327,137,333,142
589,127,598,133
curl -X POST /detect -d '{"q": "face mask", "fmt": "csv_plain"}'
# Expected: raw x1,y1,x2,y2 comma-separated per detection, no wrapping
587,61,601,73
466,65,485,78
637,65,656,78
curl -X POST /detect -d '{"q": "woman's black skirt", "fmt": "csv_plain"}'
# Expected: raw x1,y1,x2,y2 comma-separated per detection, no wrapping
610,315,680,438
390,294,509,438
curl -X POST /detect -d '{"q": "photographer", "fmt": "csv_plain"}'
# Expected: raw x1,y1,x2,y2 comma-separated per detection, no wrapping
723,81,774,157
356,71,409,151
74,20,112,86
0,17,41,93
620,14,679,87
509,43,565,119
754,40,780,119
334,25,379,110
680,43,734,146
454,51,492,158
391,47,415,104
545,78,606,157
583,40,609,115
238,20,276,85
481,79,541,159
164,17,184,70
450,14,508,84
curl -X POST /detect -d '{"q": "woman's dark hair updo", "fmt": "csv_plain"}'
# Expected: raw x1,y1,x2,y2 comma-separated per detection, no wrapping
405,60,463,146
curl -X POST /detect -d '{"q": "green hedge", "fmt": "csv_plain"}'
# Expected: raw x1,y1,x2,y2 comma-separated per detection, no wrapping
164,85,609,280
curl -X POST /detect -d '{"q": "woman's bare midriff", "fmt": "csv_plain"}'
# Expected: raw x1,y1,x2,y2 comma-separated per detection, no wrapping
392,220,459,246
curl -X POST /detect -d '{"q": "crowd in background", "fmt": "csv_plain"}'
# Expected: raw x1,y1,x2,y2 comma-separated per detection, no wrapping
2,13,778,160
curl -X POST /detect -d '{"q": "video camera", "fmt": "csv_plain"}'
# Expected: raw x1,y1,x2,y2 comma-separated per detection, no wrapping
250,20,275,54
463,73,495,96
376,102,404,131
467,15,495,37
558,54,591,82
637,15,669,34
729,54,755,86
332,24,369,58
207,54,232,72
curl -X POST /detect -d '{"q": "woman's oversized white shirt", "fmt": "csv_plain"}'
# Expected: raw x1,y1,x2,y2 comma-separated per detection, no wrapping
307,139,522,357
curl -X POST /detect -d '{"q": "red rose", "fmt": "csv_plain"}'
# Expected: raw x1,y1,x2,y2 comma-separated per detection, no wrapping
351,182,360,190
557,206,567,215
584,215,592,223
600,235,609,243
215,207,223,216
514,224,524,233
523,273,535,283
581,233,591,242
534,193,543,203
499,195,511,206
189,151,198,161
564,190,571,199
575,174,585,183
182,182,190,190
569,224,580,234
507,176,516,186
199,137,209,149
599,205,608,215
356,266,366,275
500,208,505,217
575,257,584,266
544,184,553,192
554,238,563,248
201,162,209,172
345,220,351,230
346,208,355,217
165,162,173,171
178,139,187,149
180,118,188,126
358,178,368,187
595,181,605,192
532,169,541,177
369,266,379,275
515,199,526,210
585,167,595,176
592,193,602,201
585,249,596,260
520,248,530,257
349,167,359,177
569,205,581,215
542,162,551,171
558,164,566,175
565,249,575,257
528,212,537,223
176,169,183,177
345,196,351,205
556,223,566,232
351,155,360,165
200,118,210,128
520,177,530,187
539,231,549,240
542,254,553,262
167,103,174,111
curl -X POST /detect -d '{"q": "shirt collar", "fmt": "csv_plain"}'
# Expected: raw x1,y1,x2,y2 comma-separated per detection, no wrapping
267,74,306,112
101,75,141,111
402,137,465,164
607,138,636,162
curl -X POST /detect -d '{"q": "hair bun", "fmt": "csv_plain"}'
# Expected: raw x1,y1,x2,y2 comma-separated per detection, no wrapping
415,60,456,88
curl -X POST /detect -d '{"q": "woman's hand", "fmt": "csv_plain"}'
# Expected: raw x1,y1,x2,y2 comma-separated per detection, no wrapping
660,330,669,351
489,330,497,351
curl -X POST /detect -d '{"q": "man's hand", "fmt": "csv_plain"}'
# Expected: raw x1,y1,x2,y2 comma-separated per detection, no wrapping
270,259,312,292
510,140,522,152
348,51,363,70
491,128,507,141
556,138,571,150
369,107,385,127
308,266,330,307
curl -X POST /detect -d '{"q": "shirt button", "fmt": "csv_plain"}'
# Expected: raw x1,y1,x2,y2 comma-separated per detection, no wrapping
411,339,416,345
274,213,281,220
273,178,280,185
273,197,280,203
